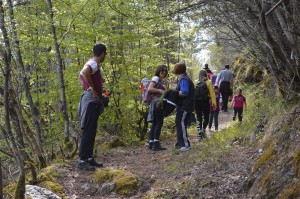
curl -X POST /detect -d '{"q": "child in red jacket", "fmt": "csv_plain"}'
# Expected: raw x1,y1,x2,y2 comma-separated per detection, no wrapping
230,88,247,122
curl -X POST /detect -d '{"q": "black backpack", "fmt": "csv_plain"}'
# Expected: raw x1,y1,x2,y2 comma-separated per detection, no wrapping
195,81,209,100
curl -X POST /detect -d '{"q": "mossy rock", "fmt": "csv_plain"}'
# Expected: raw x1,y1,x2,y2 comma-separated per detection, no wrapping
102,138,126,152
93,168,140,196
39,181,67,199
114,174,139,196
37,172,57,183
3,183,17,198
40,165,63,178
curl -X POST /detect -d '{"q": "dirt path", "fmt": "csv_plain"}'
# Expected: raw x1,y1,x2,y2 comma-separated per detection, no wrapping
58,111,256,198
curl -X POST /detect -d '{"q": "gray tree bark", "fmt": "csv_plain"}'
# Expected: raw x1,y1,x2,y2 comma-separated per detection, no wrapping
45,0,70,138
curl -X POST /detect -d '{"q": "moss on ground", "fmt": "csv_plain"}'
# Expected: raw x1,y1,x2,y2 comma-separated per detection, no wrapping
39,181,67,198
277,180,300,199
101,137,126,152
293,147,300,177
3,183,17,198
253,142,275,171
93,168,140,196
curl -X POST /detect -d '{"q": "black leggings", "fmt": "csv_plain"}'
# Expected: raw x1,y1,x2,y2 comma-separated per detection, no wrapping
195,100,210,132
209,110,219,130
175,110,191,148
233,107,243,122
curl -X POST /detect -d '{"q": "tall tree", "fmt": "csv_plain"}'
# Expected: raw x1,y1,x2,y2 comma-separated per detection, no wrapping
0,1,25,197
45,0,70,139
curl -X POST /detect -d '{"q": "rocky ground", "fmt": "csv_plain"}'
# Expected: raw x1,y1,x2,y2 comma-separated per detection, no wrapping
57,111,258,199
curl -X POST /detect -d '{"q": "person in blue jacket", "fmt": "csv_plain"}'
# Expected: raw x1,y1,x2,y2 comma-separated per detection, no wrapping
173,62,195,152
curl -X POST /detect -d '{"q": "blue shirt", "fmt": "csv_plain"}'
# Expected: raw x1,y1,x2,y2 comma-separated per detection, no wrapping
179,78,189,96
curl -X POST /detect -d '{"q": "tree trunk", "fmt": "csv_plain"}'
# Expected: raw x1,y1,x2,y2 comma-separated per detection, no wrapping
0,159,2,199
45,0,70,138
0,1,26,198
7,0,44,153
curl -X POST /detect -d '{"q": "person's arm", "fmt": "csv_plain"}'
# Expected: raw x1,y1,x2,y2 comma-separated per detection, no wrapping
148,81,164,94
230,97,235,109
178,78,189,97
207,81,216,108
230,72,234,88
81,64,98,96
244,98,247,110
216,73,221,86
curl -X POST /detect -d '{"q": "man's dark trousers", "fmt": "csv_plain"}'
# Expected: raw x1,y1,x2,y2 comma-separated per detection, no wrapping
79,102,101,160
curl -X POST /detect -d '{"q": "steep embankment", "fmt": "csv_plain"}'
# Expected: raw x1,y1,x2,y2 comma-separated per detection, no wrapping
231,56,300,198
244,105,300,198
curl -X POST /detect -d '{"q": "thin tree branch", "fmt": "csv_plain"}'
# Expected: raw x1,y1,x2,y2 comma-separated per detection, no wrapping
265,0,285,16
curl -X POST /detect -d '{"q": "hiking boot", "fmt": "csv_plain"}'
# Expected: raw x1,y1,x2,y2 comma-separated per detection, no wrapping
76,160,96,171
148,141,153,150
179,146,190,152
197,134,203,141
152,142,167,151
88,158,103,168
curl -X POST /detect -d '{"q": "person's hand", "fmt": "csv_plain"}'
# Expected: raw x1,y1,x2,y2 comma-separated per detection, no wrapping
212,104,216,111
88,87,98,97
160,89,165,95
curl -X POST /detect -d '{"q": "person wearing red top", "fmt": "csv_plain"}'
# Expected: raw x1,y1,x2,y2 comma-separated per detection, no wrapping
77,43,107,171
208,85,222,131
230,88,247,122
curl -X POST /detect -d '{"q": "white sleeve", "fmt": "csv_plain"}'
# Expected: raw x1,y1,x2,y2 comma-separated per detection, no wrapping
85,60,99,74
151,76,159,84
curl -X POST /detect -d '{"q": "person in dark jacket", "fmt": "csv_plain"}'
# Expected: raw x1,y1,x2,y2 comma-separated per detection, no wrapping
194,70,216,141
203,63,213,80
173,62,195,152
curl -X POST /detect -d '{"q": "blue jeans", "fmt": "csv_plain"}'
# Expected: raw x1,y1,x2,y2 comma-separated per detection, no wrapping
149,105,164,141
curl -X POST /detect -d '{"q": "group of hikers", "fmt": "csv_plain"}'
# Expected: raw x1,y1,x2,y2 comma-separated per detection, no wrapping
146,62,246,153
76,42,247,171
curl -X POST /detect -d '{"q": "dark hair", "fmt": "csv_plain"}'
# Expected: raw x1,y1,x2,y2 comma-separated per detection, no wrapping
173,63,186,75
199,69,208,81
155,65,167,76
225,64,229,69
204,64,208,69
214,85,219,89
93,43,107,56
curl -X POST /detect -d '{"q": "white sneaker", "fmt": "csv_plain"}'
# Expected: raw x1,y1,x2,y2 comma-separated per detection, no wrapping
179,146,190,152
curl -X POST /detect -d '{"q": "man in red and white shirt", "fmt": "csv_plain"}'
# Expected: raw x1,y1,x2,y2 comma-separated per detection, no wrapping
77,43,107,171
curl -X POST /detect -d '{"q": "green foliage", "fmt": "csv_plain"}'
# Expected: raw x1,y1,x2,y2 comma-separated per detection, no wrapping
0,1,207,184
